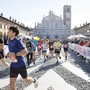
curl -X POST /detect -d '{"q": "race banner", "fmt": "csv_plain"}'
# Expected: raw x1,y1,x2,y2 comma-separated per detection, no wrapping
86,47,90,60
69,43,90,60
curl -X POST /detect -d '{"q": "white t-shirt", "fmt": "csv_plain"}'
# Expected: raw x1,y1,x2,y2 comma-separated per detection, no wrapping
42,43,47,50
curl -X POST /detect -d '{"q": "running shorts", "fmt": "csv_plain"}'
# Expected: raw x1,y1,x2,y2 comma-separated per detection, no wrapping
10,65,27,78
55,49,60,54
0,50,4,59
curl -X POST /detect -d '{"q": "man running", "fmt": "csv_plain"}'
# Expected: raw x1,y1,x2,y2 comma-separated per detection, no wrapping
48,39,54,59
26,38,34,66
63,40,68,60
42,39,48,62
7,26,38,90
53,39,62,63
30,37,37,64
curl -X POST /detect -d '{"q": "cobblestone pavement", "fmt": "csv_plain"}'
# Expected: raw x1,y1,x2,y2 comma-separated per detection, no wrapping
0,48,90,90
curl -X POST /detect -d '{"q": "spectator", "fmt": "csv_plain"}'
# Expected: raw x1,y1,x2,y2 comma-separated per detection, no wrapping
86,39,90,47
79,39,86,46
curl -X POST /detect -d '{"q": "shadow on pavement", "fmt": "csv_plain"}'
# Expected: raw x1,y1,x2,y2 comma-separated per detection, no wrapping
68,48,90,75
0,68,10,78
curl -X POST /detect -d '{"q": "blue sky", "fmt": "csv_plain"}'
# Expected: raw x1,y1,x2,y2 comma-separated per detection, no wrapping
0,0,90,29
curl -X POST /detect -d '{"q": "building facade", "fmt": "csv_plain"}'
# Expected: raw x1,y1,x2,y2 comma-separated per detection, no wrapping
34,5,71,40
0,13,33,37
74,23,90,38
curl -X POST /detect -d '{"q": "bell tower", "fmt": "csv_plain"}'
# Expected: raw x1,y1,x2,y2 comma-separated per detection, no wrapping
63,5,71,29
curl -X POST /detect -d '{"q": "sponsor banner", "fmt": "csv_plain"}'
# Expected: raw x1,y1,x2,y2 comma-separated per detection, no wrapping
82,47,86,58
25,69,77,90
69,43,90,60
86,47,90,60
75,45,83,54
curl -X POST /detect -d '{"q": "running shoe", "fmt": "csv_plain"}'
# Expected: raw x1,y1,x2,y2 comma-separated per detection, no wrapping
33,78,38,88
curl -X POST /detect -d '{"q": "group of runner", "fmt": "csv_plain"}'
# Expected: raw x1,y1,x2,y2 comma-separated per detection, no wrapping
0,26,38,90
24,35,68,65
0,26,68,90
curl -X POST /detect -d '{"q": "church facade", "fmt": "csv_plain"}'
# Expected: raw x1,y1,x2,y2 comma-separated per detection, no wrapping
34,5,71,40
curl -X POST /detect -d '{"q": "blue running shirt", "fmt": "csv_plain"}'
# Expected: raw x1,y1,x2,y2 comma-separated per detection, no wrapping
8,38,26,68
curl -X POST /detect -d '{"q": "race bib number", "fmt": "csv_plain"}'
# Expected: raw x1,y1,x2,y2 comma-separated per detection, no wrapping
10,56,17,62
38,45,41,48
51,46,53,48
64,44,67,48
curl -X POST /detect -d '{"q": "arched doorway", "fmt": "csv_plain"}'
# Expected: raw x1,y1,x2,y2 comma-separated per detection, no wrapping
55,36,58,38
46,36,50,39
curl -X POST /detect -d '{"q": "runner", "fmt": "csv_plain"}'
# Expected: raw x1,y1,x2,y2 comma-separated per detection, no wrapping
63,40,68,60
45,39,49,59
30,37,37,64
53,39,62,63
59,40,62,59
42,39,48,62
0,37,9,67
48,39,54,59
7,26,38,90
37,40,42,58
26,38,34,66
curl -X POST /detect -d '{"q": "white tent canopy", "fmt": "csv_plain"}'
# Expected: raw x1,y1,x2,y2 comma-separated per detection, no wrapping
75,34,88,38
67,35,76,39
67,34,88,39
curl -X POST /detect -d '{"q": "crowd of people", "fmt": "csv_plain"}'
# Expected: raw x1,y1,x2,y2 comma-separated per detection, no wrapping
21,36,68,65
0,26,69,90
0,27,38,90
70,38,90,47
